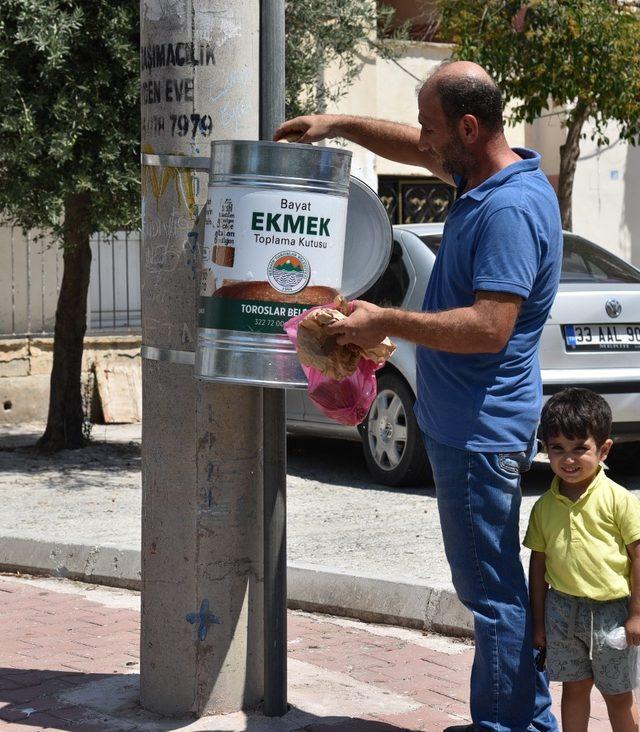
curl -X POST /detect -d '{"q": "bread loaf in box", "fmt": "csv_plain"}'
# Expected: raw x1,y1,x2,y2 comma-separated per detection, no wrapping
212,246,235,267
213,280,337,305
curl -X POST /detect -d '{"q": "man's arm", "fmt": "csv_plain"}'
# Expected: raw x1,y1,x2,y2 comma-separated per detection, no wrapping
273,114,454,185
529,551,548,649
625,540,640,646
326,291,522,354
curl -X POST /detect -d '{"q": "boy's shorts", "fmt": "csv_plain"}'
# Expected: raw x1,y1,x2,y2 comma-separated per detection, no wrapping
545,588,634,695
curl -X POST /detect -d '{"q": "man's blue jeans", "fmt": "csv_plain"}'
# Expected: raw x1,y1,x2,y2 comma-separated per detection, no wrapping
423,433,557,732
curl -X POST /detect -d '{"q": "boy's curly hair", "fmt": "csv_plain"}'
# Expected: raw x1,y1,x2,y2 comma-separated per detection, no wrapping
540,387,612,448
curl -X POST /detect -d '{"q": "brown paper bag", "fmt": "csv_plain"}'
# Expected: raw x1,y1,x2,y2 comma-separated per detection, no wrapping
296,299,395,380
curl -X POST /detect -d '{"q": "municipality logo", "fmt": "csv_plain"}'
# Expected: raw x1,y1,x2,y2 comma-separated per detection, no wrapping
267,251,310,294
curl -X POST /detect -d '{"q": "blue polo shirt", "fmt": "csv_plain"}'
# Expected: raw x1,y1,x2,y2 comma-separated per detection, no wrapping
415,148,562,452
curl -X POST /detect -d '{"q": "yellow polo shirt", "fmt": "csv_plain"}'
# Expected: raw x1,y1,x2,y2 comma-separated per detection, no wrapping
524,467,640,600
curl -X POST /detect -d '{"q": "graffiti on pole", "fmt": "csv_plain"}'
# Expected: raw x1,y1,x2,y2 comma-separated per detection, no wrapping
141,144,197,215
186,599,221,642
141,5,251,140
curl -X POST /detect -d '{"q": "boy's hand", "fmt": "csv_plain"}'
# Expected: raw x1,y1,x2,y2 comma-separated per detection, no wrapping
532,623,547,650
624,613,640,646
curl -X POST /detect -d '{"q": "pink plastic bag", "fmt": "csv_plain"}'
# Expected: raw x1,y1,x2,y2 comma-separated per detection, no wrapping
283,306,382,426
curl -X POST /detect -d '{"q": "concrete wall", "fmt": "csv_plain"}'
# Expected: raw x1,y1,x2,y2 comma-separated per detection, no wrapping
526,112,640,265
323,40,527,187
572,124,640,266
0,335,141,425
383,0,438,28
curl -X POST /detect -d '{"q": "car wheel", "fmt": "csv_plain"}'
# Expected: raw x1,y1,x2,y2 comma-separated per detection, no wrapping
361,372,432,487
606,442,640,476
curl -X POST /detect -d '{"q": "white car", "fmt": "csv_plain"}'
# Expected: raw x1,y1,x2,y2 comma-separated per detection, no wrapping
287,224,640,485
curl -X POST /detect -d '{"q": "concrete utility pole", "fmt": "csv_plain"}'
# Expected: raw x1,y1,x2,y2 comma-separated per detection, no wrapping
139,0,264,716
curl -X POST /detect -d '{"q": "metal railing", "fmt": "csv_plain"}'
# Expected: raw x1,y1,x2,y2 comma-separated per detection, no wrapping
0,227,141,338
88,231,141,332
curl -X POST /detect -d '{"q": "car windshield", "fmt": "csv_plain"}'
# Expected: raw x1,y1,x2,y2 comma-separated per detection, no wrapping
420,233,640,284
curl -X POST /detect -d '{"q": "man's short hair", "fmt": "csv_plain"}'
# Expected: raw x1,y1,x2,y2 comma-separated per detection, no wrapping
433,72,504,136
540,387,612,447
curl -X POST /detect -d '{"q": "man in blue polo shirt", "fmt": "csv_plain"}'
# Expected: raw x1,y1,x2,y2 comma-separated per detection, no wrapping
275,60,562,732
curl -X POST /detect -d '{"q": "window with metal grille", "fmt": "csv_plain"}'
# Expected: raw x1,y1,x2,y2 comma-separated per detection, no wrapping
378,176,455,225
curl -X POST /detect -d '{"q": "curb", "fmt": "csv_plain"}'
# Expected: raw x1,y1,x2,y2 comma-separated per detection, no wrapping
0,537,141,590
287,561,472,636
0,537,472,637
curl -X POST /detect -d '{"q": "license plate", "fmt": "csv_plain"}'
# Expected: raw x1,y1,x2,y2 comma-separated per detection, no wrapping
564,324,640,351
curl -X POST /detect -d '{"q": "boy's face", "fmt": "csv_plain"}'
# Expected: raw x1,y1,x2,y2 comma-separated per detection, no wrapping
546,433,613,488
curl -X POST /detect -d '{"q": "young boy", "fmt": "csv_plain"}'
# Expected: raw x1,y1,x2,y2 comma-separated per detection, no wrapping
524,387,640,732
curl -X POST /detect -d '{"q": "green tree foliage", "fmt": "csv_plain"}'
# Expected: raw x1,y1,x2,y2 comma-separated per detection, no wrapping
0,0,139,450
0,0,139,236
285,1,405,117
438,0,640,230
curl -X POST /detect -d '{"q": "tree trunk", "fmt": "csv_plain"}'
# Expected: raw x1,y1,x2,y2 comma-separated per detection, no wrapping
36,194,92,452
557,101,590,231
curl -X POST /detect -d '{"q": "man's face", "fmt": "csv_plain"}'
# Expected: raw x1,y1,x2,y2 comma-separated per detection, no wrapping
417,85,470,177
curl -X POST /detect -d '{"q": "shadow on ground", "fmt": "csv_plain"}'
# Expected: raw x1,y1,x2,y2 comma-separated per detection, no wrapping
0,667,415,731
0,440,140,477
287,434,565,498
287,435,435,495
288,434,640,495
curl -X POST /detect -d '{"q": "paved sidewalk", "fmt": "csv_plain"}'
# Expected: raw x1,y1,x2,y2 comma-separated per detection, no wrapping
0,574,610,731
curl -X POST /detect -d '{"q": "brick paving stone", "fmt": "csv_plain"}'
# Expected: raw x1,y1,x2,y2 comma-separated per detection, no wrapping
298,648,382,675
0,706,32,723
375,658,463,683
293,633,350,650
2,669,69,687
413,658,474,683
406,690,471,720
391,675,469,705
8,710,68,729
373,705,471,730
304,722,403,731
348,666,401,687
0,679,24,693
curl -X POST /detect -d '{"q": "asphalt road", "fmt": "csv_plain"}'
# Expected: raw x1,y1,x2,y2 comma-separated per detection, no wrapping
1,424,638,585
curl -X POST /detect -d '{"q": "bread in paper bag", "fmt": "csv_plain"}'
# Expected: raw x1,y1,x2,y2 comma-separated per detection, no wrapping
295,298,395,380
